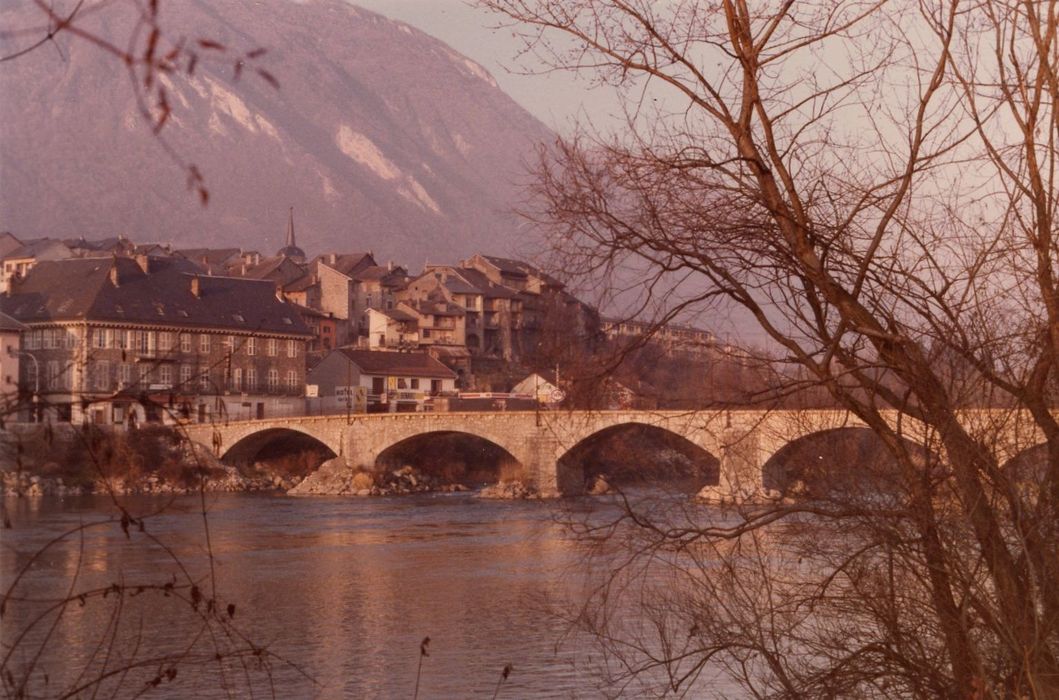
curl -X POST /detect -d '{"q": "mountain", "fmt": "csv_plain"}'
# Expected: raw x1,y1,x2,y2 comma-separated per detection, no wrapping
0,0,554,263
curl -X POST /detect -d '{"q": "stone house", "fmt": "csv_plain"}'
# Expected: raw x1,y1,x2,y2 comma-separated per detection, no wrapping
1,256,313,425
365,307,420,349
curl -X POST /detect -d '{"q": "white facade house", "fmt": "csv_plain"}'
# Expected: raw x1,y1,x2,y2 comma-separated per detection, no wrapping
306,348,457,414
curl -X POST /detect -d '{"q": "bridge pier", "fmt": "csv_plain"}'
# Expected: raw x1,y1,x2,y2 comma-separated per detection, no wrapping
519,434,563,496
698,427,771,505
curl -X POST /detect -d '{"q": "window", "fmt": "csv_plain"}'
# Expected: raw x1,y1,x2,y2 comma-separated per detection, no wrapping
223,335,235,352
287,339,298,358
180,365,192,386
267,369,279,391
94,361,110,390
159,365,172,386
94,329,106,349
267,338,277,356
120,363,132,386
138,364,151,385
286,371,298,390
64,329,77,349
246,368,257,391
47,361,60,389
200,334,210,354
24,330,38,350
246,337,256,356
232,368,242,392
410,378,419,389
180,333,191,353
25,362,38,391
159,332,172,352
199,369,211,391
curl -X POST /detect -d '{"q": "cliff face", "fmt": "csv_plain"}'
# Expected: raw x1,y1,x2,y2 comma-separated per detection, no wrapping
0,0,553,261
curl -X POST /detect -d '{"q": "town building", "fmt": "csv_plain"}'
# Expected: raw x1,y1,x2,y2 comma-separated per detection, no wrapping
1,237,74,291
306,348,456,414
1,256,313,425
601,318,716,356
1,311,26,420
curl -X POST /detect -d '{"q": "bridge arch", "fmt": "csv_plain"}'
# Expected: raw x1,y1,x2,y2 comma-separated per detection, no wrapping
761,426,932,500
556,421,720,495
220,427,338,470
374,430,525,486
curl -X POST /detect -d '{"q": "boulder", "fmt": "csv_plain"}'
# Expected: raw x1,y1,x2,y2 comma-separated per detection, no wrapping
479,480,540,500
287,456,354,495
588,475,612,496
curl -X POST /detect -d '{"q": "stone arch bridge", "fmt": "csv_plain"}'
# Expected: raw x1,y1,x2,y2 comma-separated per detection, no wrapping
183,409,1044,500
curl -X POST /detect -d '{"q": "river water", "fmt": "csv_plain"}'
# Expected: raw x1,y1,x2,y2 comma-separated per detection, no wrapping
1,492,739,698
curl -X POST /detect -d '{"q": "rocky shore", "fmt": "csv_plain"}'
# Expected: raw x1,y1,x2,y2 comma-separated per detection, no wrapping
288,457,540,498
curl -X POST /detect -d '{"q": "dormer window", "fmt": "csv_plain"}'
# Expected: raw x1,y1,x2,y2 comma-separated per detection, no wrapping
233,313,245,323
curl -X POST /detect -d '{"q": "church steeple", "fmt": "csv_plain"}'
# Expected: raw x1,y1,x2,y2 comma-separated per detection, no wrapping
276,206,306,261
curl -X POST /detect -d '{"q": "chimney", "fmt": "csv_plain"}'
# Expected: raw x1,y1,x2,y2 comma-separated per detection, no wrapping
329,253,337,265
388,260,394,271
109,259,120,287
190,276,201,298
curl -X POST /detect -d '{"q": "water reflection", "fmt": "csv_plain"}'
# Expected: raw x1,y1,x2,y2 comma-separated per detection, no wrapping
2,493,626,698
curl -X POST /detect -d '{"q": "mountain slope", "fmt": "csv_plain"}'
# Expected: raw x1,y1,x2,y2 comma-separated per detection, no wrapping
0,0,554,262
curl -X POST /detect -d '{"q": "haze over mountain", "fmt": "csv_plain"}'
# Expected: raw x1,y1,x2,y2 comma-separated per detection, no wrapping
0,0,555,263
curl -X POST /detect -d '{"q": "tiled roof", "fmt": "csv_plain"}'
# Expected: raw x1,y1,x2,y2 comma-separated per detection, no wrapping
0,311,26,332
283,273,318,293
176,248,242,267
337,348,456,378
4,238,70,260
370,306,418,322
315,253,376,277
1,256,312,337
241,256,307,286
482,255,529,277
456,268,519,299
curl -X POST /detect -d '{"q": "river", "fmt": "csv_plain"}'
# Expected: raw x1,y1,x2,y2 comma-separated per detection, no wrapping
1,492,738,698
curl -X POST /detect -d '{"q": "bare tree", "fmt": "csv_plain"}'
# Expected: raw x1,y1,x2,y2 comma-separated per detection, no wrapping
481,0,1058,696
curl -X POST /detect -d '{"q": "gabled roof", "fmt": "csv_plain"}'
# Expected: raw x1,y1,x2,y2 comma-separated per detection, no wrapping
456,268,520,299
176,248,242,267
0,232,22,258
240,255,308,286
283,273,318,293
65,237,130,254
369,306,418,322
1,257,312,336
482,255,565,288
481,255,529,277
4,238,71,260
0,311,26,332
336,348,456,378
314,252,376,277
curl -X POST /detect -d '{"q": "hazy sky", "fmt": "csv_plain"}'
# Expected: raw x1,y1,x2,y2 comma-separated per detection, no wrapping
348,0,626,132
